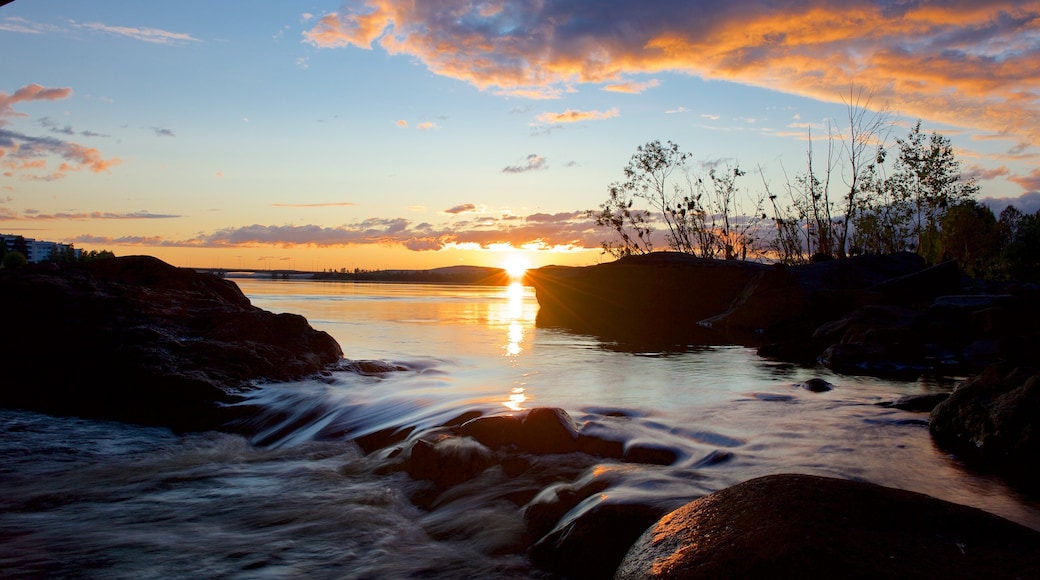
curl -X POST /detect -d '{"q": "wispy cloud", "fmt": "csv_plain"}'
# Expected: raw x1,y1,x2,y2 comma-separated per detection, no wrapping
536,108,619,124
603,79,661,94
3,209,177,221
444,203,478,215
303,1,1040,143
502,154,547,173
0,128,121,180
272,202,358,208
0,16,62,35
1010,168,1040,193
72,21,201,45
1,84,122,179
152,127,175,137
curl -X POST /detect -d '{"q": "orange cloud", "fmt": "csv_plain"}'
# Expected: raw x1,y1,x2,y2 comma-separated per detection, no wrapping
603,79,660,94
536,107,619,124
1,84,72,124
303,1,1040,142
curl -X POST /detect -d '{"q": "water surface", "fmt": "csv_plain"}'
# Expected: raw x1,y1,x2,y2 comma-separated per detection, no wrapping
2,279,1036,578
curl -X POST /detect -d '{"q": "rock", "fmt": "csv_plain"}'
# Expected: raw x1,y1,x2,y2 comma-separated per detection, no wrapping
0,256,343,432
457,407,581,454
868,258,961,306
698,265,809,334
930,363,1040,488
529,253,770,346
876,392,950,412
617,474,1040,579
530,252,928,351
530,497,668,579
406,436,494,488
797,378,834,392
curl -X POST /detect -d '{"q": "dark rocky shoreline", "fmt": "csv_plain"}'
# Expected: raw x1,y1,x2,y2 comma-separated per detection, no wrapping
0,255,344,432
3,255,1038,578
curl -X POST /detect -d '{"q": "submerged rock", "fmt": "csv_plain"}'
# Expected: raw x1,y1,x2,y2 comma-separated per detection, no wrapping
0,256,343,432
617,474,1040,579
796,378,834,392
877,393,951,412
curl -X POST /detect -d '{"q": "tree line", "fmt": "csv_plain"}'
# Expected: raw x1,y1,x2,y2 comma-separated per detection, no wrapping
589,89,1038,282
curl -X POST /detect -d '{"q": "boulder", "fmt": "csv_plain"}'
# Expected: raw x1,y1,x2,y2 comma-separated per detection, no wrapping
617,474,1040,579
457,407,582,455
877,392,950,412
406,436,494,488
530,497,669,579
0,256,343,432
930,363,1040,488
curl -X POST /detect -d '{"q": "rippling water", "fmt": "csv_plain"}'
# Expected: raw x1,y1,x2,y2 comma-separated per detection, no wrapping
2,279,1037,578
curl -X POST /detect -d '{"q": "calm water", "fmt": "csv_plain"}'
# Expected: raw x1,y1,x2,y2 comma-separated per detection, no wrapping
2,279,1037,578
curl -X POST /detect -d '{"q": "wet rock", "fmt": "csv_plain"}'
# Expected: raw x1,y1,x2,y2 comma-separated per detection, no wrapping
796,378,834,392
617,474,1040,579
457,407,581,455
876,392,950,412
0,256,343,432
406,437,494,488
623,441,678,465
530,496,668,580
930,363,1040,488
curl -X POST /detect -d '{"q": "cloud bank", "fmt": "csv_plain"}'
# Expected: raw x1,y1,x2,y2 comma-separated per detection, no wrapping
304,1,1040,143
71,210,603,253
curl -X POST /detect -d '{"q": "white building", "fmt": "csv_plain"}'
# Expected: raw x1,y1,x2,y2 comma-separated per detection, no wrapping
1,234,78,263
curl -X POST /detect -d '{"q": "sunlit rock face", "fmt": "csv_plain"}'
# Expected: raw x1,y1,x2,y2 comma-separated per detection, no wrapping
930,363,1040,489
0,256,343,431
617,474,1040,579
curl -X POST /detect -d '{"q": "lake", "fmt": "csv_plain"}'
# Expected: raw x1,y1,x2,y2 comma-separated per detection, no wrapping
2,279,1037,578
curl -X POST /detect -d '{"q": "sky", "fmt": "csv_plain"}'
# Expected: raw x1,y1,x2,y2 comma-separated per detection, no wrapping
2,0,1039,272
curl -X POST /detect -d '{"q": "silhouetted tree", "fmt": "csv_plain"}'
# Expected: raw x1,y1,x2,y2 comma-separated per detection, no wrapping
2,250,27,269
938,200,1000,278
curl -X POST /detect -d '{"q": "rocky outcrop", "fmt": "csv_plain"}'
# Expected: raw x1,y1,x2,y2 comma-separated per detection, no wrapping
0,256,343,431
529,252,931,348
530,253,773,345
617,474,1040,579
532,252,1040,379
930,363,1040,487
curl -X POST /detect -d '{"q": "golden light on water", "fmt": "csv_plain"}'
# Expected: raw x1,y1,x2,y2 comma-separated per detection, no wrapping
498,282,533,411
504,387,528,412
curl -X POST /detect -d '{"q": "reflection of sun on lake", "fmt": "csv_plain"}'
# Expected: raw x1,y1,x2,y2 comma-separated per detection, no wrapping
497,282,535,410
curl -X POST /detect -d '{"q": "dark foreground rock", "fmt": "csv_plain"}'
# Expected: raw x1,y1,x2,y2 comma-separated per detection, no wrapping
617,474,1040,579
930,363,1040,487
0,256,343,431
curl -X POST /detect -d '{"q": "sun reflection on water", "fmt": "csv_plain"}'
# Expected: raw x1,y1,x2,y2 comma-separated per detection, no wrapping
498,282,534,411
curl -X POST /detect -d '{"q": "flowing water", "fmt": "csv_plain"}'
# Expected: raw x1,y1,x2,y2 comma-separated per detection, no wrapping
2,279,1038,578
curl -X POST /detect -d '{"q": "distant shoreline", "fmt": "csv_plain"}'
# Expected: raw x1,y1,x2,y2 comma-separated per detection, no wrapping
210,264,519,286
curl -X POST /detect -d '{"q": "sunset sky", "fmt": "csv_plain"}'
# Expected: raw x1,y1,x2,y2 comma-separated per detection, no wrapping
2,1,1039,271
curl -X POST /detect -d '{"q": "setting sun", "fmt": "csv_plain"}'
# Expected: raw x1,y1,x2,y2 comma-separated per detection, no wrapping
502,255,530,280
